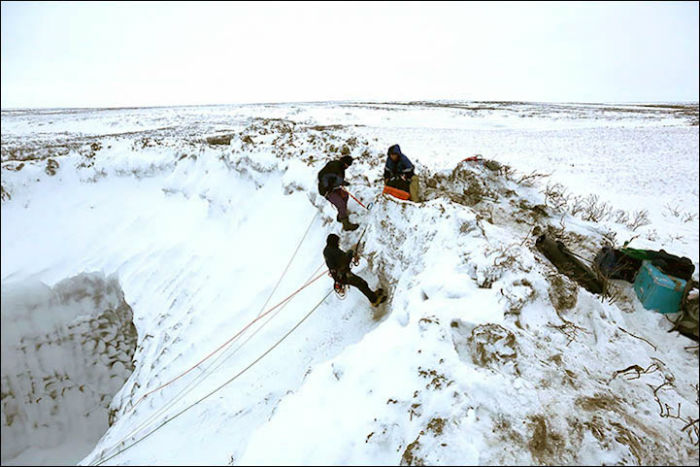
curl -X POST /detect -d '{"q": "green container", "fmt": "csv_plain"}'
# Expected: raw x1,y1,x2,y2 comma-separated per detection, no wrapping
634,261,687,314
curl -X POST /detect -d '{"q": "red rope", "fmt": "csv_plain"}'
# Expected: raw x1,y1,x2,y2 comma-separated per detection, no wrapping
342,187,368,210
128,269,328,412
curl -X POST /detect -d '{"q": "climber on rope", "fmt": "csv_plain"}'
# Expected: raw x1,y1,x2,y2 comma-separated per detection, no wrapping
384,144,420,202
317,155,359,231
323,234,387,306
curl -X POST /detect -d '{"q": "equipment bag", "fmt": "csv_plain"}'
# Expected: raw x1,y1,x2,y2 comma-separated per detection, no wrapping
593,246,642,283
535,234,603,294
621,247,694,282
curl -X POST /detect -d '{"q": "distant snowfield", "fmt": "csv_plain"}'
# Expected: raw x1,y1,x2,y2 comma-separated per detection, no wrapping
1,101,698,466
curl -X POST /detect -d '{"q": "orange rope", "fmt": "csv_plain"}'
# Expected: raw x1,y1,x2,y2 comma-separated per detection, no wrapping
256,212,318,317
127,269,328,413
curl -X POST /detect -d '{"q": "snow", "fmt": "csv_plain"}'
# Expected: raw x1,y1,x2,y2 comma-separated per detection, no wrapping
1,101,698,466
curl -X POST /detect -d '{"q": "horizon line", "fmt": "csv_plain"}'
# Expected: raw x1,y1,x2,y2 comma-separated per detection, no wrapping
2,98,699,112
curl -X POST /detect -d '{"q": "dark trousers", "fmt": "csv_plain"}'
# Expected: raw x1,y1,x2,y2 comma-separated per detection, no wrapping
386,176,411,193
339,272,376,303
326,189,348,218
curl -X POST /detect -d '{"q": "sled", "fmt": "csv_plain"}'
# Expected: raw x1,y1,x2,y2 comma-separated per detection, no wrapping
382,185,410,201
383,193,420,206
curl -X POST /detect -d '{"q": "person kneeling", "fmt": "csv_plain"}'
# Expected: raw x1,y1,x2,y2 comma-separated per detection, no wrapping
384,144,420,202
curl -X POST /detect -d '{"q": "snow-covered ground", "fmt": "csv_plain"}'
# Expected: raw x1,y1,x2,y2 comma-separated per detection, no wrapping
1,101,698,465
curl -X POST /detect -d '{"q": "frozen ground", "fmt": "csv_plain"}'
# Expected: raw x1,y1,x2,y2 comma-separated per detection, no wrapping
1,101,698,465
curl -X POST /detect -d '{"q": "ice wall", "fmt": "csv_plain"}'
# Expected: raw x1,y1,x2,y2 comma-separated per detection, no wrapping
1,272,137,465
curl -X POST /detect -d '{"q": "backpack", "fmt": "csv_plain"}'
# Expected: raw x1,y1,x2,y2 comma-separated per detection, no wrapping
593,246,642,283
535,235,603,294
620,247,695,282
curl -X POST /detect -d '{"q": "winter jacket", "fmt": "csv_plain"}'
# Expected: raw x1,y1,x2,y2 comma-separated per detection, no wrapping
323,244,354,280
384,144,415,180
318,160,348,196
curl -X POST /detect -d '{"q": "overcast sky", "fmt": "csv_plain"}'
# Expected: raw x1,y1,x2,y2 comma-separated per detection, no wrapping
1,1,698,108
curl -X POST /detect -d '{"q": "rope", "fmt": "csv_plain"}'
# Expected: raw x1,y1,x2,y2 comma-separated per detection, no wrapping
354,224,370,250
126,269,327,414
92,209,325,463
256,212,319,317
351,224,371,265
342,187,369,210
111,263,328,450
91,289,333,466
566,248,595,267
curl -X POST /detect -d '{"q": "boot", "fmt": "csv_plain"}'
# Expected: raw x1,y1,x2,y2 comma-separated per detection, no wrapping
340,215,359,231
372,288,387,307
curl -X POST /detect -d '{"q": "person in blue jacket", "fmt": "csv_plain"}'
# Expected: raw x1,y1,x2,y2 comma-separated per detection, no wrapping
384,144,419,201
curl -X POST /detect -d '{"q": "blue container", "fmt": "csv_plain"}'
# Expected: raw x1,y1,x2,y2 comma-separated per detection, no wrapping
634,261,687,314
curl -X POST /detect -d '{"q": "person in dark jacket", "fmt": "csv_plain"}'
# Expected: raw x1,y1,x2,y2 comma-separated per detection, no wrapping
317,155,359,231
323,234,386,306
384,144,420,201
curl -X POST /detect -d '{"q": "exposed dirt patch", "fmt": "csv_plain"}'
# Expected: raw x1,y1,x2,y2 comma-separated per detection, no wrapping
205,134,234,145
45,158,59,176
423,162,500,207
400,438,424,466
527,415,565,464
492,414,525,446
2,161,25,172
575,392,622,413
417,367,451,390
467,323,519,373
399,417,448,466
426,417,446,436
546,273,579,311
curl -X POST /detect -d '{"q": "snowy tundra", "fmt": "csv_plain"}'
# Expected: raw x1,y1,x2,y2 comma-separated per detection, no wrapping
1,101,698,465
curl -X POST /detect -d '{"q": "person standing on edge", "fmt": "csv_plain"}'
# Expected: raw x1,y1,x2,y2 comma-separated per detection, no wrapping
317,155,359,231
323,234,386,306
384,144,420,202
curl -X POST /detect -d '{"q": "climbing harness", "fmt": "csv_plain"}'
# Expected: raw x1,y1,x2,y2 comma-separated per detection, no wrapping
328,269,348,299
334,281,347,299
